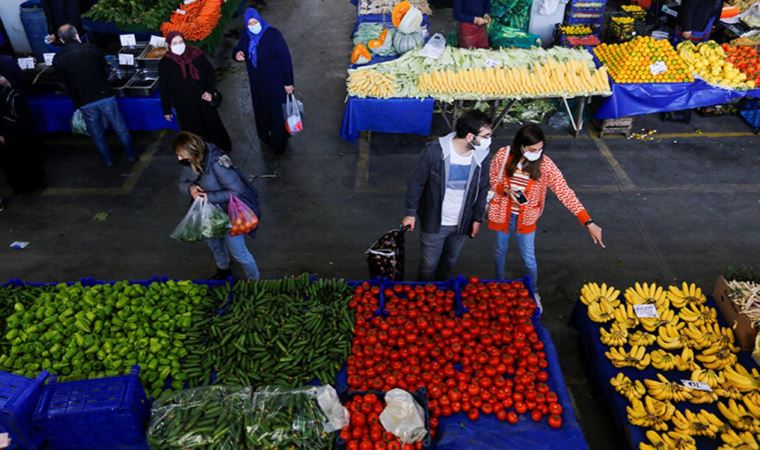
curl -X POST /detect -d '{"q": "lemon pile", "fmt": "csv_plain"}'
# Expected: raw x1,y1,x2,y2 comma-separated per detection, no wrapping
678,41,756,90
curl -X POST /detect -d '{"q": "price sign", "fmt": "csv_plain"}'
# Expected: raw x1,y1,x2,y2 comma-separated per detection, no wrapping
149,35,166,48
633,304,659,318
681,380,713,392
17,57,35,70
119,34,137,47
175,8,187,15
118,54,135,66
183,0,197,4
649,61,667,76
485,59,500,68
43,53,56,66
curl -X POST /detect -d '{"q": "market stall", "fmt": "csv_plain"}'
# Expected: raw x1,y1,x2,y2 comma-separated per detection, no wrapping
570,280,760,449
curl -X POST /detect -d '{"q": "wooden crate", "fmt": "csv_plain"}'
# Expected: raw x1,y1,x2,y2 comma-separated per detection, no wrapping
598,117,634,138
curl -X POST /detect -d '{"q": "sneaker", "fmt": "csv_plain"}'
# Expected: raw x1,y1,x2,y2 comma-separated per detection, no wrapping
534,293,543,316
210,268,233,280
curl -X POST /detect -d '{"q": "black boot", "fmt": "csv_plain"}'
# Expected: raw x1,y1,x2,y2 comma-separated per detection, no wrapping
211,268,233,280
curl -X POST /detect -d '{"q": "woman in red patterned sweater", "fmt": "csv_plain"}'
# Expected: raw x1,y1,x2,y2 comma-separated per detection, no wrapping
488,125,605,313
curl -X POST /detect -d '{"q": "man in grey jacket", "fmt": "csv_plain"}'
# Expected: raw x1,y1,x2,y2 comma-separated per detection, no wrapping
402,110,493,281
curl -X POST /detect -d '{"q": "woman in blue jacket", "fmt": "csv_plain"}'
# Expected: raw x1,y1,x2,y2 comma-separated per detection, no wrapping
175,131,261,280
233,8,294,154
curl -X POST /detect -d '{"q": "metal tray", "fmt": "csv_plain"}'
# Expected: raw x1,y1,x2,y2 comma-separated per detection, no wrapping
108,67,136,97
136,45,166,70
124,70,159,97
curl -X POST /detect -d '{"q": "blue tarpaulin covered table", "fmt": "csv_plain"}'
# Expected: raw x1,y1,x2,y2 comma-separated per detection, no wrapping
596,79,760,119
26,93,179,133
570,297,758,450
434,321,589,450
340,96,435,143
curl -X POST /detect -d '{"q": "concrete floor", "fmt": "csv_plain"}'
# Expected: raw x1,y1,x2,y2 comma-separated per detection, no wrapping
2,0,760,448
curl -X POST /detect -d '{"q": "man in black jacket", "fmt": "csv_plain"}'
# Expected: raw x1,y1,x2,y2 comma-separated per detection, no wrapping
402,110,493,281
53,24,136,166
43,0,81,44
678,0,722,40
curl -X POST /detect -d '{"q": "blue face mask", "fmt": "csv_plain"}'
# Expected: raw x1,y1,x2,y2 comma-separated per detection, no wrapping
249,23,262,34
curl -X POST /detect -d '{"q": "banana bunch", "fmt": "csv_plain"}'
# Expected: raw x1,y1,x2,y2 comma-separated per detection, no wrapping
690,367,726,389
688,389,719,404
746,391,760,412
629,330,656,347
606,346,651,370
684,323,722,350
600,323,629,346
640,309,680,333
717,399,760,433
696,345,739,370
674,347,698,372
627,395,676,431
588,298,617,323
668,282,707,309
645,373,694,402
580,282,621,306
724,364,760,392
657,324,692,350
641,430,697,450
625,282,669,310
672,409,725,438
347,70,397,98
614,303,640,329
718,429,760,450
678,303,717,326
610,373,646,402
715,385,744,400
650,349,678,371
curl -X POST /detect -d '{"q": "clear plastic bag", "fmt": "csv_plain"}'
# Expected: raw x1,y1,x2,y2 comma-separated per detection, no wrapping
245,386,347,450
283,93,304,136
171,197,231,242
228,194,259,236
148,385,252,449
379,389,427,444
71,109,88,136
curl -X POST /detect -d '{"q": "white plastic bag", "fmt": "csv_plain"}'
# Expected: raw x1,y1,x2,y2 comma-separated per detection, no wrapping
315,386,350,433
71,109,88,136
170,197,231,242
538,0,561,16
283,93,304,136
379,389,426,444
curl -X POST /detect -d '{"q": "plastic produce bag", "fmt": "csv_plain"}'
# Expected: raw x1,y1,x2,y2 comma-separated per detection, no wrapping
379,389,427,444
170,197,231,242
71,109,88,136
245,386,346,449
366,225,411,281
148,385,252,449
228,194,259,236
283,93,304,136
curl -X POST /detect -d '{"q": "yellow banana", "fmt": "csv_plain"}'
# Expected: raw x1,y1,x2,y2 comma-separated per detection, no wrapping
650,349,677,371
691,367,726,389
645,373,693,402
667,282,706,309
640,308,680,333
718,399,760,433
629,330,656,347
724,364,760,392
674,347,697,372
678,303,717,326
600,323,629,346
605,346,650,370
611,373,646,403
719,429,759,449
587,298,616,323
613,303,640,329
580,282,621,306
626,282,669,310
627,395,674,431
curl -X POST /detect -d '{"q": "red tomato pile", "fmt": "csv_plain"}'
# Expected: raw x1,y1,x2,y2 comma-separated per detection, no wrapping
722,43,760,86
346,276,564,447
338,393,425,450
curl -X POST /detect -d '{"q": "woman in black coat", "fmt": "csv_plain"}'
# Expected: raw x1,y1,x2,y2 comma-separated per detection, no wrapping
233,8,294,154
160,32,232,152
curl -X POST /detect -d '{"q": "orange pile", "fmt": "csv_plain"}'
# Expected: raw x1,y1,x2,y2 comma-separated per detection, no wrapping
594,36,694,83
161,0,223,42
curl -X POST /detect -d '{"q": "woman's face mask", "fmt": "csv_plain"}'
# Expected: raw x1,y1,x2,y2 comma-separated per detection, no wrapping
178,158,191,166
522,144,544,161
170,39,186,56
248,19,262,34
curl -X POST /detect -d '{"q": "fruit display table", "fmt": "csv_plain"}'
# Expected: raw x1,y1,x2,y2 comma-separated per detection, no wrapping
26,92,179,134
569,287,758,450
595,80,760,119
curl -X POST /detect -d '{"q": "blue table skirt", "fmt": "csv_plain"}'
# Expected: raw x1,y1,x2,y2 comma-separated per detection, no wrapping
596,79,760,119
340,96,435,143
434,320,589,450
570,297,758,450
27,93,179,134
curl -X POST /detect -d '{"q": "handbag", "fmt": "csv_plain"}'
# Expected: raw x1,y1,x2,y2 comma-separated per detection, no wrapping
486,146,511,208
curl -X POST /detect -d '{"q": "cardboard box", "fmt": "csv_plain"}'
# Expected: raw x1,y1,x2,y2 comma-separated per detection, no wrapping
713,275,757,351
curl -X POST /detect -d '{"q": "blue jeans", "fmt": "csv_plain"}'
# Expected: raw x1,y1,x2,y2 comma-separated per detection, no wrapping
494,214,538,292
419,226,467,281
80,97,136,165
207,234,261,280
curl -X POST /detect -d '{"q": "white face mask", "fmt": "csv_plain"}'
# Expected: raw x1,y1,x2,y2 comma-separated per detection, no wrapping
171,43,186,56
524,149,543,161
471,136,491,152
249,23,262,34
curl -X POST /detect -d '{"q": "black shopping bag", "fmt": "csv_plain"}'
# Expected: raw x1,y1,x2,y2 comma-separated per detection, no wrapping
365,225,411,281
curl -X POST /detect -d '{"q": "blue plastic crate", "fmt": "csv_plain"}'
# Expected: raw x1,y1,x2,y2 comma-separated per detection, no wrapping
0,370,49,450
565,14,605,25
32,365,149,450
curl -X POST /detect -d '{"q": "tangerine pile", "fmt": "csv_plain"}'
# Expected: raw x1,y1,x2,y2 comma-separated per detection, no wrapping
594,36,694,83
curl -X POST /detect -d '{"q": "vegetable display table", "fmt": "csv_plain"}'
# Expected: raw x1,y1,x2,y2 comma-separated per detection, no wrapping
595,79,760,119
569,297,758,450
26,92,179,134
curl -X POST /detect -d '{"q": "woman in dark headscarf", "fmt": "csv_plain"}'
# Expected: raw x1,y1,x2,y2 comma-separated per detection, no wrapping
0,75,45,198
233,8,294,154
159,31,232,152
